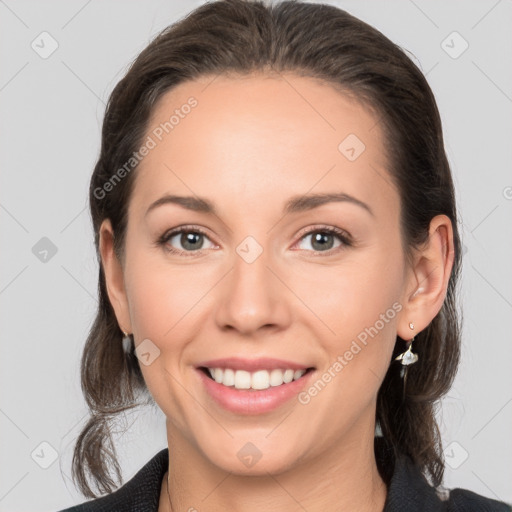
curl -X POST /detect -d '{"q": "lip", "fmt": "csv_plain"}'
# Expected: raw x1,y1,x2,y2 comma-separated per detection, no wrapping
196,357,311,372
196,365,316,415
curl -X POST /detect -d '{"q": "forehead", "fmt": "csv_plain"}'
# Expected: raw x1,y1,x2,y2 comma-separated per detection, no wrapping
131,72,397,220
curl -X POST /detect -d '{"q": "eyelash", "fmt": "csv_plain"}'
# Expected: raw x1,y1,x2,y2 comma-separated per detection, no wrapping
156,224,353,257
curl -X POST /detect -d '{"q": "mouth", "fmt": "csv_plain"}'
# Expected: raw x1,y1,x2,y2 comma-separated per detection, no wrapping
198,366,315,391
195,357,317,414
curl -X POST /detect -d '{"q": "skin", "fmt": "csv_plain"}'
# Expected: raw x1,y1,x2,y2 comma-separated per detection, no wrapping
99,72,454,512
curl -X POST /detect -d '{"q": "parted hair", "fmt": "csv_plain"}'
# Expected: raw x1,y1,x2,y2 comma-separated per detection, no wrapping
72,0,462,498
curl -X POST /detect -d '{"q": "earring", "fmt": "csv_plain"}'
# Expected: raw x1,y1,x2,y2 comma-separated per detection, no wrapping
121,330,132,354
394,322,418,398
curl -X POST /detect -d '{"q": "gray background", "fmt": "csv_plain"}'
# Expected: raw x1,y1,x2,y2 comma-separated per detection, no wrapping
1,0,511,510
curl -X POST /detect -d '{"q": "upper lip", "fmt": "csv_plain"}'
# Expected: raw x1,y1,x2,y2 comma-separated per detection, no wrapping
197,357,314,372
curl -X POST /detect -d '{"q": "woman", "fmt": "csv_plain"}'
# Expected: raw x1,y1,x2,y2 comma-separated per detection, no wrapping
59,0,511,510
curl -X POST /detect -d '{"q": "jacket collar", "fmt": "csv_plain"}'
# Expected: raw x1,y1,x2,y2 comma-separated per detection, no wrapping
383,454,447,511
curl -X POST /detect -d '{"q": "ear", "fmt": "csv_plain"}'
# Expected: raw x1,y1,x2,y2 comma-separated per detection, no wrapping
99,218,132,334
397,214,455,341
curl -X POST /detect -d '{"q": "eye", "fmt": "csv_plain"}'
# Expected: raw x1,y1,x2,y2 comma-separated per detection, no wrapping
157,224,352,257
294,226,352,254
157,226,216,256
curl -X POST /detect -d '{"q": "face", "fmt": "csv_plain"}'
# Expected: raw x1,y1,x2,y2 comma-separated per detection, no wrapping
103,72,418,475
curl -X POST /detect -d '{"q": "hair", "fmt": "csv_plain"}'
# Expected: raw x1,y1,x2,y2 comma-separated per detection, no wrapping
72,0,462,498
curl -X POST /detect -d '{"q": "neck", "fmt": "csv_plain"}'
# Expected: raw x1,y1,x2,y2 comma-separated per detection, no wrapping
160,418,387,512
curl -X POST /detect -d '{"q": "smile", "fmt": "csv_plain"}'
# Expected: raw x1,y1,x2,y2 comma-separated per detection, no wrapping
202,367,310,391
196,362,316,414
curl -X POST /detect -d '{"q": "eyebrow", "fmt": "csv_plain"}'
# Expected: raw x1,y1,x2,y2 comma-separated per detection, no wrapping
145,192,374,218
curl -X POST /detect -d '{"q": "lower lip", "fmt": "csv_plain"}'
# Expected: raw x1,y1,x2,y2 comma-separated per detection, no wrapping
196,368,315,415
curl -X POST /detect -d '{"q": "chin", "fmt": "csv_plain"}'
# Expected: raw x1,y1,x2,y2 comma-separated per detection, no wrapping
214,452,296,476
197,435,305,476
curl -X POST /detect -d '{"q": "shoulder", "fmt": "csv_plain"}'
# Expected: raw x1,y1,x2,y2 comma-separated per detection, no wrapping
58,448,169,512
445,487,511,512
384,454,511,512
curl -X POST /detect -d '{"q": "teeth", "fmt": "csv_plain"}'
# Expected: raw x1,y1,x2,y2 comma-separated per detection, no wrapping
223,368,235,386
205,367,307,390
283,369,294,383
269,369,284,386
234,370,251,389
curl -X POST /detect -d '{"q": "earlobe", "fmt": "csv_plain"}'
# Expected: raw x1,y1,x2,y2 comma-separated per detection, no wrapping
99,219,132,334
397,214,455,340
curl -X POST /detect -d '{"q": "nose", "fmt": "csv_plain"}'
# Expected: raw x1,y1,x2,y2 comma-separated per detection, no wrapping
213,241,292,336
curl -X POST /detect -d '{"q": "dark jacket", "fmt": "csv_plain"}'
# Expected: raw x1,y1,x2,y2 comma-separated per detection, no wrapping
59,448,511,511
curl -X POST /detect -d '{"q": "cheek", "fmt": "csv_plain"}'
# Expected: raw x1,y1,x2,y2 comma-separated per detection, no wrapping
294,247,404,392
296,250,403,336
123,252,204,420
124,248,210,340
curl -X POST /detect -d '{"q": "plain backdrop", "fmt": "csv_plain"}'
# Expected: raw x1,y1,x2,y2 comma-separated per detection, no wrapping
1,0,511,510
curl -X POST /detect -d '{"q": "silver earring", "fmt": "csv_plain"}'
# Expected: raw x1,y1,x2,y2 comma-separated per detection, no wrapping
122,330,132,354
394,322,418,398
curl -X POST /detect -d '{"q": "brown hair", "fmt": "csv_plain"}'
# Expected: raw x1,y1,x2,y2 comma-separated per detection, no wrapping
72,0,462,498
